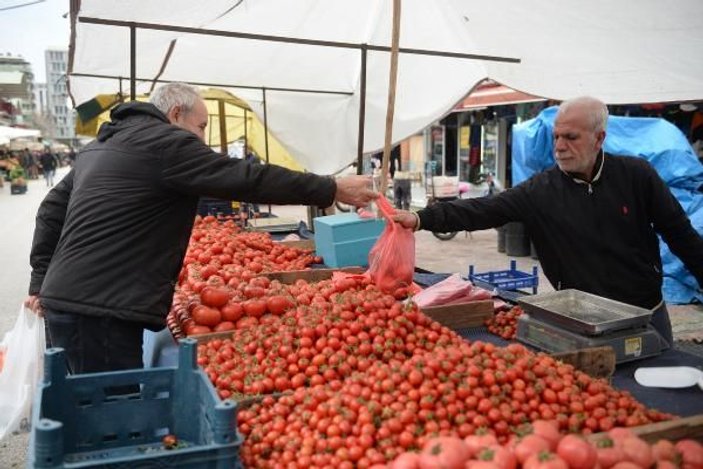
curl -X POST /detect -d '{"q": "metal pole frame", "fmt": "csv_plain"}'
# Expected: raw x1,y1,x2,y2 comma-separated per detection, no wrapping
356,44,367,175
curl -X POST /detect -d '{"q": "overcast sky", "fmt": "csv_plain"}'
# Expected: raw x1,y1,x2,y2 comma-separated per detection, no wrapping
0,0,71,83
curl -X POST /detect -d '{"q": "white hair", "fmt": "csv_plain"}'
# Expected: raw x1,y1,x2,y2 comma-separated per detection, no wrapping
149,83,201,116
557,96,609,133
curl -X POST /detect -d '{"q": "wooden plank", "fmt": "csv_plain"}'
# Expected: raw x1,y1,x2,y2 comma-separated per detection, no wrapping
590,415,703,444
263,267,365,284
277,239,315,251
551,346,616,379
421,300,494,330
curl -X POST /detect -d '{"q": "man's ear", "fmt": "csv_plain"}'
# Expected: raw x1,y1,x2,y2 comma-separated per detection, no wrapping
595,130,606,148
166,105,181,124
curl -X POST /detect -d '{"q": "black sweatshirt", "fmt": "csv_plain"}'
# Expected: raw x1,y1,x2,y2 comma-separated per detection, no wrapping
30,102,336,328
418,154,703,309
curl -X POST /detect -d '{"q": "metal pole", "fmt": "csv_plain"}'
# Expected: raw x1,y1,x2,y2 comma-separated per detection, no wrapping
243,109,248,156
262,88,271,214
129,25,136,100
380,0,401,194
218,99,227,154
356,44,368,175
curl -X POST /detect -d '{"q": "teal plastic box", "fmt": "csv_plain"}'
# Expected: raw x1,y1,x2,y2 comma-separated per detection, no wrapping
313,213,385,267
29,339,242,468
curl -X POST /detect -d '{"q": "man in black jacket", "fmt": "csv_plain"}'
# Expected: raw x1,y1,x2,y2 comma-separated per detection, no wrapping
25,83,376,374
394,96,703,346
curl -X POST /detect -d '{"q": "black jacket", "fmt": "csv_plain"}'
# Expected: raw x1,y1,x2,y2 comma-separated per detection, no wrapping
30,102,336,328
419,154,703,309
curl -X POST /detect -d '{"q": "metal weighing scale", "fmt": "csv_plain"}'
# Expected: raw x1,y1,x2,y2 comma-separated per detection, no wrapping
516,290,663,364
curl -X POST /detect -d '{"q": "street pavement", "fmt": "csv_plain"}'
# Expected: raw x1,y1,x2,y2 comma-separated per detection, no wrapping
1,171,701,466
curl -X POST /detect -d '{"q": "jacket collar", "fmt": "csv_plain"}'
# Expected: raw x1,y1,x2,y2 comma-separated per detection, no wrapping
97,102,169,142
563,150,605,185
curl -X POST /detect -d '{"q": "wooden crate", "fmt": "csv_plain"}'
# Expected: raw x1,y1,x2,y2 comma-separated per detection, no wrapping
420,300,494,330
276,239,316,251
263,267,365,284
590,414,703,443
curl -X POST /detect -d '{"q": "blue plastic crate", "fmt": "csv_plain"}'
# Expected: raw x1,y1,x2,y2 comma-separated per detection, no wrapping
469,259,539,294
29,339,243,468
313,213,385,267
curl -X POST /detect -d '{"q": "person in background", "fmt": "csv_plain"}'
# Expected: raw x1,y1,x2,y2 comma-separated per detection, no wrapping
393,96,703,347
39,147,59,187
25,82,377,375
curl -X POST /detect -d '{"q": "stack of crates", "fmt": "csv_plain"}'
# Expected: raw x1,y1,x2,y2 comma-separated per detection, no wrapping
29,339,243,468
313,213,385,268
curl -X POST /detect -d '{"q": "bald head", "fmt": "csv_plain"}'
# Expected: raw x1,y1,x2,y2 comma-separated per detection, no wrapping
557,96,609,133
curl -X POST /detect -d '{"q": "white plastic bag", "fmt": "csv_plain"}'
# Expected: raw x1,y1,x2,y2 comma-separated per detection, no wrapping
0,304,46,441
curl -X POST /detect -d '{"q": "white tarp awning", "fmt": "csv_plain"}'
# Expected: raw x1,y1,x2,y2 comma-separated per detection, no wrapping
69,0,703,174
0,125,41,140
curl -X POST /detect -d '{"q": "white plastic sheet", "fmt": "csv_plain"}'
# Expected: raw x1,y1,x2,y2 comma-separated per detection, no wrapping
69,0,703,174
0,305,46,441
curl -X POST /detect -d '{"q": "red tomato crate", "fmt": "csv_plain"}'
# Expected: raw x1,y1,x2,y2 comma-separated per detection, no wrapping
29,339,243,468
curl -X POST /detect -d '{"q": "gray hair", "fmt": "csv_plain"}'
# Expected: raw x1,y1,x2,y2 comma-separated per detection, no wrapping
149,83,201,116
557,96,609,133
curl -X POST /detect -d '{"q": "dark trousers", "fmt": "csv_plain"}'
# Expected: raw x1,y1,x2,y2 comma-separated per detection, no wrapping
44,310,144,375
651,302,673,350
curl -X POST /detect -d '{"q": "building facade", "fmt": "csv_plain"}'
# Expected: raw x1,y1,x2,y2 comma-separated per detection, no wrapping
0,54,36,126
44,48,75,141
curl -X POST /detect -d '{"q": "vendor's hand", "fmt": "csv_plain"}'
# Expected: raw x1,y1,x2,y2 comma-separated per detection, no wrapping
335,175,378,207
392,211,420,230
24,295,43,316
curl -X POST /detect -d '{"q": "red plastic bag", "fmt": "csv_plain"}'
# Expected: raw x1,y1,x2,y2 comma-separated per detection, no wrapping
367,195,416,294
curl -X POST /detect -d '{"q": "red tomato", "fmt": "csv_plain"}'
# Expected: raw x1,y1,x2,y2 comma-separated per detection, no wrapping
186,325,211,335
523,451,569,469
464,434,499,457
243,300,267,318
651,440,676,462
244,285,265,298
609,463,641,469
530,420,561,451
596,446,625,469
475,445,517,469
675,440,703,469
220,302,243,322
235,316,258,329
266,295,292,315
621,437,654,469
213,321,235,332
191,305,221,327
514,435,551,465
556,435,597,469
391,452,421,469
420,436,471,469
200,286,231,307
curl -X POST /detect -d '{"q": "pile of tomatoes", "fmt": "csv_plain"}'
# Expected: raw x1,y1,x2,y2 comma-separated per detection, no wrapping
196,275,461,398
221,275,671,468
486,306,525,340
166,216,322,336
382,425,702,469
237,335,672,468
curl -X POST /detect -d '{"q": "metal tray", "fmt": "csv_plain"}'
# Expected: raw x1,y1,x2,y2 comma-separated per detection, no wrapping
517,289,652,336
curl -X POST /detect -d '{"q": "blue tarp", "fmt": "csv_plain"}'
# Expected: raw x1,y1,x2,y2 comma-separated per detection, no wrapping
512,107,703,304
